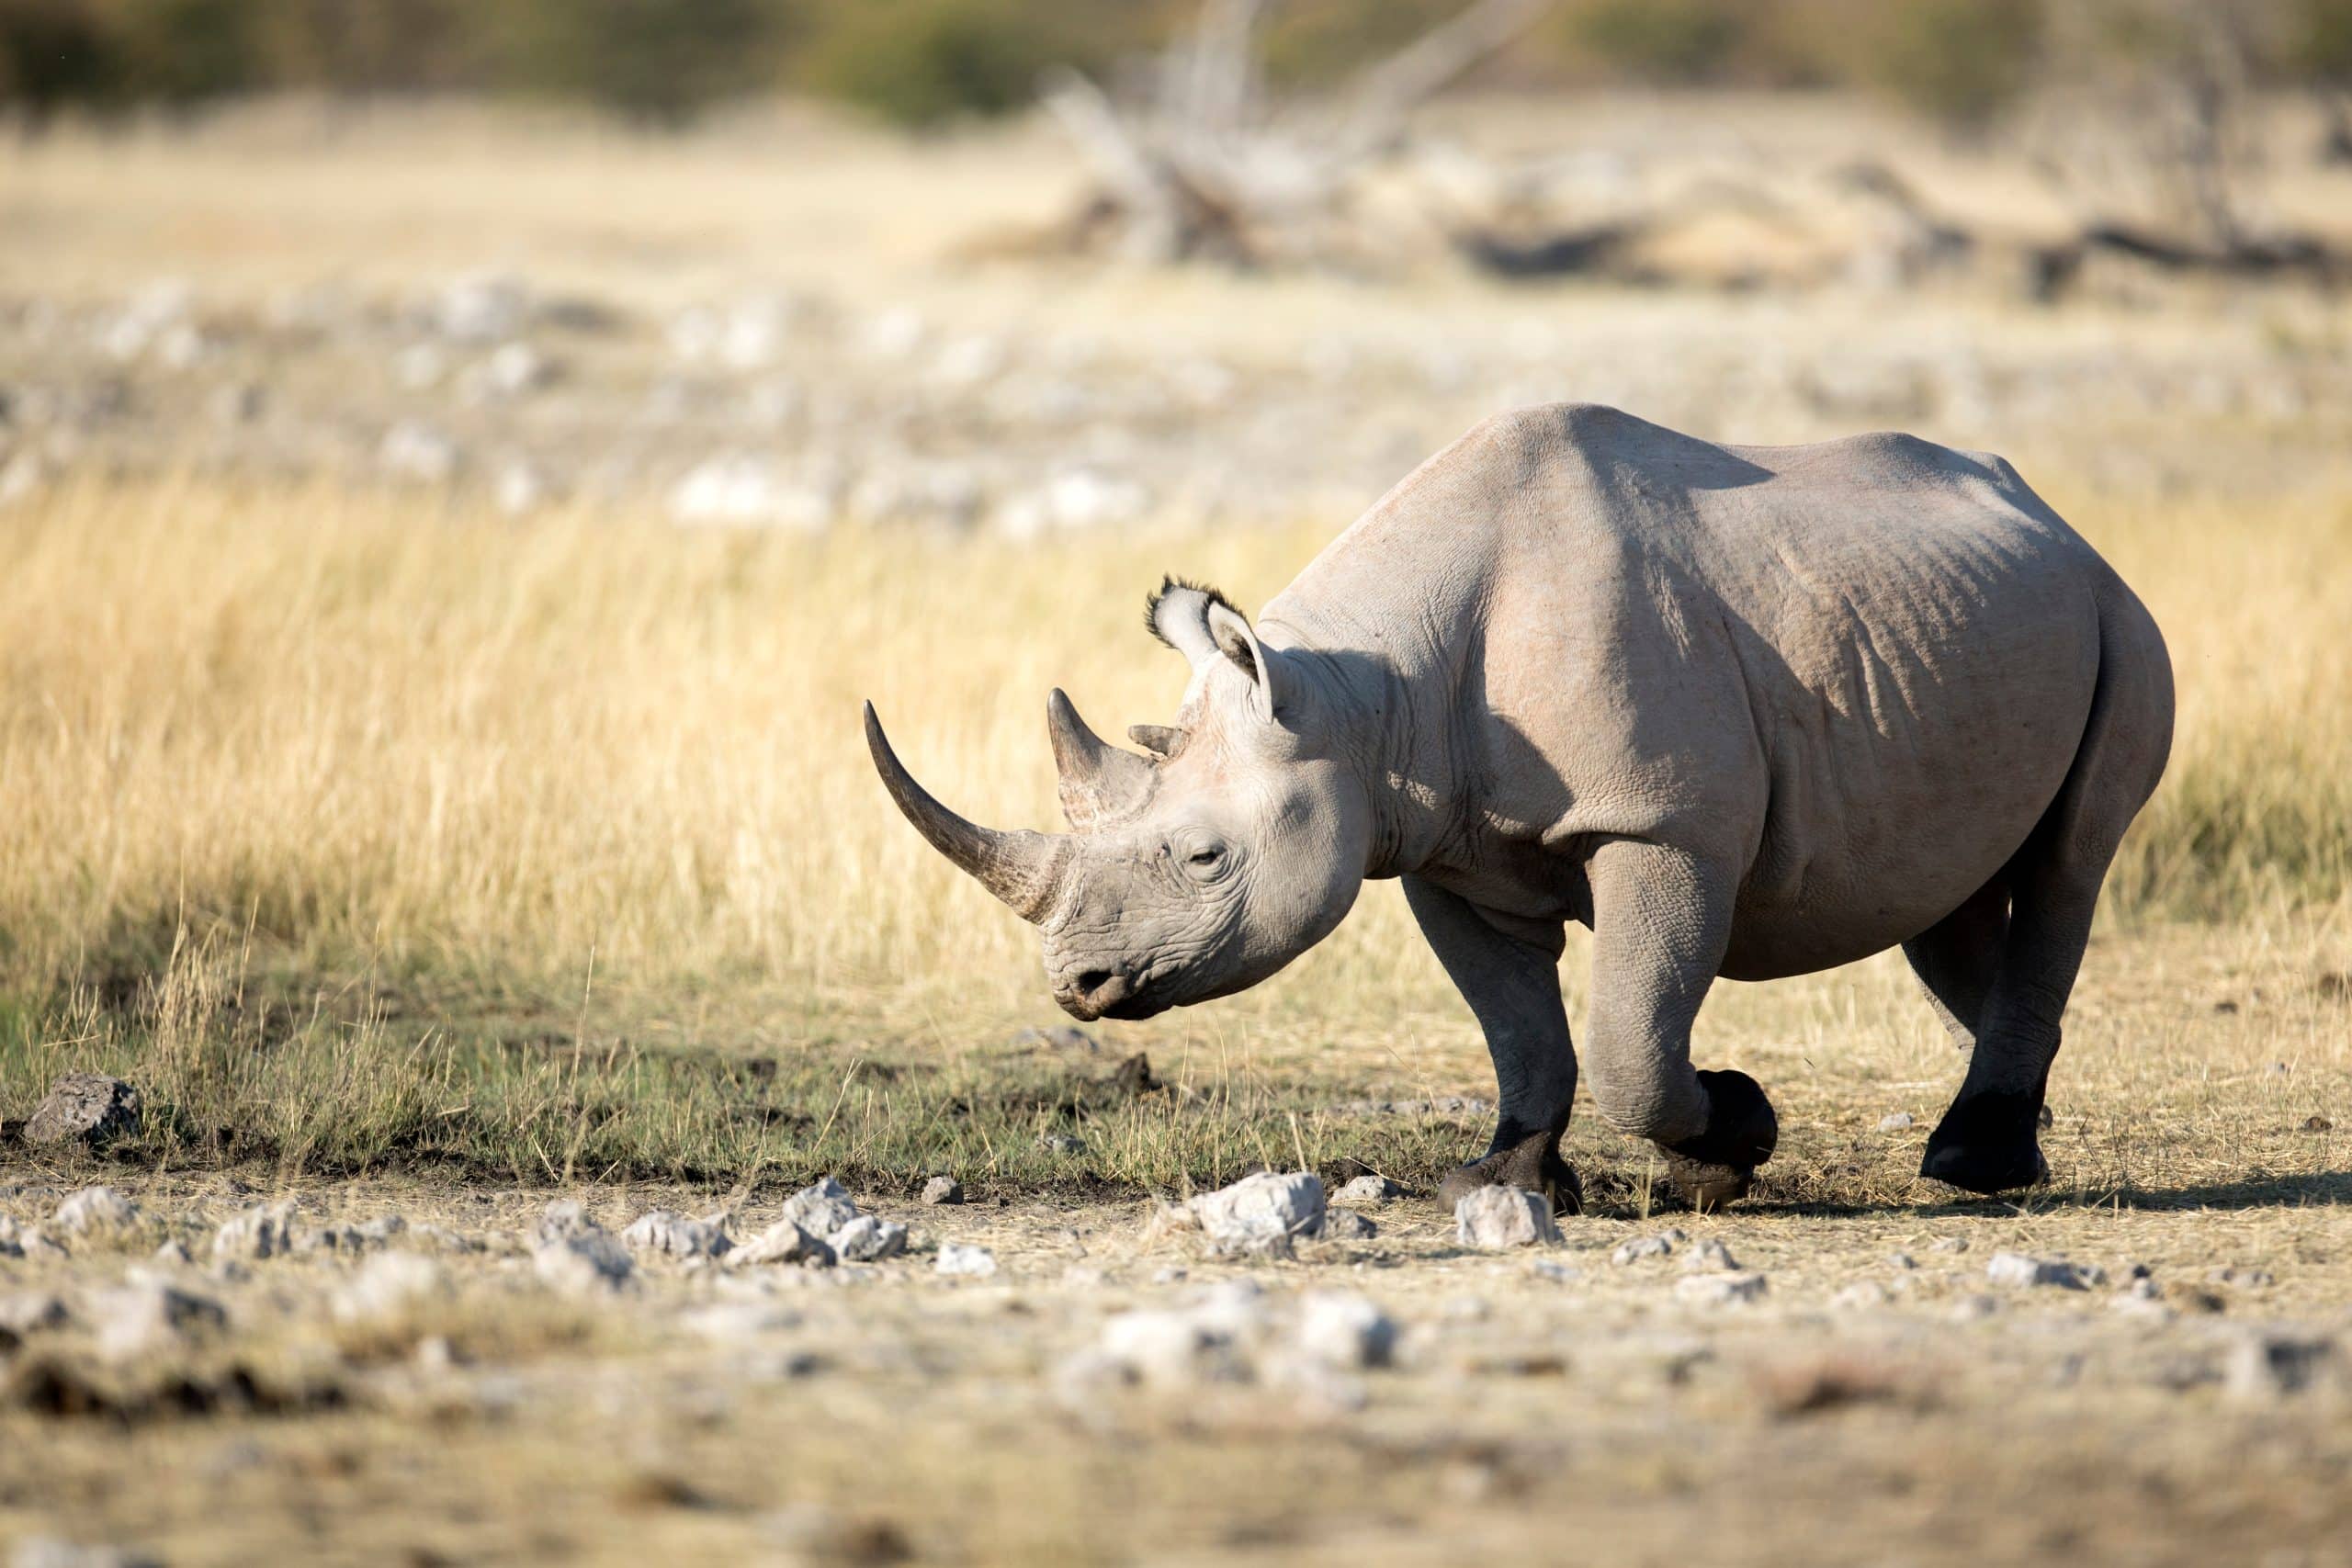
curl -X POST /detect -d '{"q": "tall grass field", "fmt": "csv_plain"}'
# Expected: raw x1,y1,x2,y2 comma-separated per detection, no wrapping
4,474,2347,1192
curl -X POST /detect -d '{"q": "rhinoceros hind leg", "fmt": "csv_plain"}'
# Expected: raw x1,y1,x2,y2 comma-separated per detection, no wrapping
1659,1067,1779,1211
1902,875,2010,1050
1920,589,2170,1198
1920,1089,2050,1194
1437,1129,1584,1215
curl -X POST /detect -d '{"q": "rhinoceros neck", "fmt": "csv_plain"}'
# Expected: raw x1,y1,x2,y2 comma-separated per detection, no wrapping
1260,525,1498,883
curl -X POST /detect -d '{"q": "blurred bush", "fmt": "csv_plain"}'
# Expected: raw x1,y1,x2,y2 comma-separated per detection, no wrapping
1829,0,2046,129
4,0,2350,129
473,0,793,123
795,0,1107,129
1569,0,1743,85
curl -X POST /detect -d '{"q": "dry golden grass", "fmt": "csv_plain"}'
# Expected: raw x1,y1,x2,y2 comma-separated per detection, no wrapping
0,472,2346,1198
2,472,2345,1000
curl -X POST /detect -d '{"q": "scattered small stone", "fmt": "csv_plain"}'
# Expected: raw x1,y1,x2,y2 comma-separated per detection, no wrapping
920,1176,964,1206
781,1177,860,1239
1875,1111,1916,1131
1330,1095,1494,1118
1186,1171,1327,1259
11,1539,160,1568
1885,1251,1917,1270
1528,1259,1584,1284
51,1186,138,1235
1091,1309,1249,1387
1014,1024,1098,1054
668,455,832,531
730,1220,837,1269
935,1243,998,1278
1295,1292,1397,1370
1928,1236,1969,1254
1335,1174,1403,1205
831,1215,909,1263
2225,1333,2344,1401
476,341,553,397
91,1277,226,1360
1611,1229,1686,1265
393,343,445,389
621,1210,731,1259
1148,1267,1188,1285
430,272,528,342
1831,1280,1893,1310
532,1230,635,1295
1679,1236,1739,1273
21,1074,142,1148
1454,1186,1559,1251
379,421,459,484
1106,1053,1159,1097
494,460,551,515
536,1200,598,1245
1986,1251,2101,1290
291,1224,368,1257
1677,1271,1769,1305
1038,1132,1086,1156
211,1201,299,1261
334,1252,448,1324
0,1291,72,1334
2207,1266,2276,1289
2303,1115,2334,1133
0,1218,69,1261
356,1215,408,1245
1317,1207,1378,1242
1950,1293,2002,1320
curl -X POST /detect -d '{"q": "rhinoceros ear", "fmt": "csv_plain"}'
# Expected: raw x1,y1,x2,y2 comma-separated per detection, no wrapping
1205,600,1276,723
1146,578,1276,723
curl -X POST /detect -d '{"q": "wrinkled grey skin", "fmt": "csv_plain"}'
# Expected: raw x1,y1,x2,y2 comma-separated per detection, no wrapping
868,404,2174,1211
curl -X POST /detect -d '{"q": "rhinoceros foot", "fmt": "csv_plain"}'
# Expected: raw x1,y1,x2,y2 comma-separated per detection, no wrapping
1919,1090,2050,1195
1660,1068,1779,1213
1437,1129,1582,1217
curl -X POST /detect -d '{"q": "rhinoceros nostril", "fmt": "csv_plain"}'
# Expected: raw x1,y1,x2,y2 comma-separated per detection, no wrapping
1074,969,1116,999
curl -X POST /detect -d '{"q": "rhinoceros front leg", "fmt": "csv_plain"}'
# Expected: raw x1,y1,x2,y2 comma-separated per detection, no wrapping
1402,875,1582,1215
1582,839,1778,1211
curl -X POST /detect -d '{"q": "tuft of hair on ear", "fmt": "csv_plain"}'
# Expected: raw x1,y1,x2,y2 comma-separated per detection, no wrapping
1143,575,1238,649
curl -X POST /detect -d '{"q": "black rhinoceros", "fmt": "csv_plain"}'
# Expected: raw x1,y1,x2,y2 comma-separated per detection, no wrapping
866,404,2174,1210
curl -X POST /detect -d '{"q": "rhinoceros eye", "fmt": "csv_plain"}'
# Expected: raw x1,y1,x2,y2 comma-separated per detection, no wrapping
1178,839,1229,883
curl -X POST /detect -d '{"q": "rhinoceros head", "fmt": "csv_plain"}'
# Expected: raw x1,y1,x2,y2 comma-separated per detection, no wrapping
865,580,1370,1021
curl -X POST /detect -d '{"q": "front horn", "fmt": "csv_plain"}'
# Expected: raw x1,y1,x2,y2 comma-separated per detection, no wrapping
865,702,1069,924
1046,689,1157,830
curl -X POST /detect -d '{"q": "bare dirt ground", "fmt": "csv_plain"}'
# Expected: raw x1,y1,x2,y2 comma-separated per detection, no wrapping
6,1176,2352,1567
6,916,2350,1566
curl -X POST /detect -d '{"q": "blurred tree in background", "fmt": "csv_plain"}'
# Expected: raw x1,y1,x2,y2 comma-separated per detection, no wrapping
2,0,2349,130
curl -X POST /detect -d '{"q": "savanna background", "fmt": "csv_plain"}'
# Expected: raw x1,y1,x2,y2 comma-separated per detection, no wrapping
2,3,2350,1564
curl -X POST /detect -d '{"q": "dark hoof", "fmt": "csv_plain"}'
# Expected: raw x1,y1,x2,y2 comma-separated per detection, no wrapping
1920,1090,2050,1195
1437,1130,1582,1216
1661,1154,1750,1212
1657,1068,1777,1211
